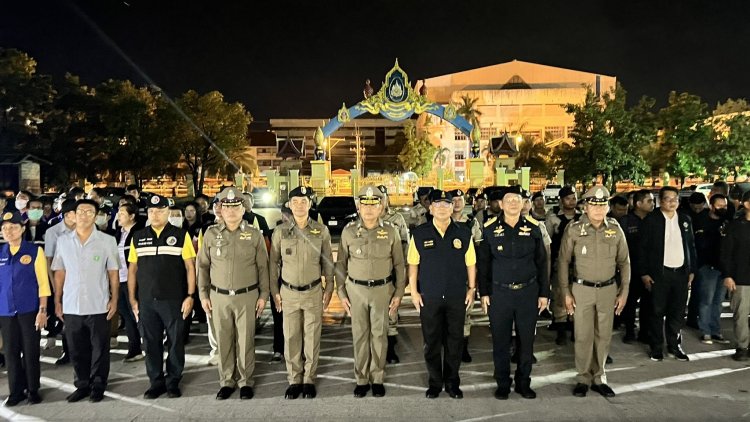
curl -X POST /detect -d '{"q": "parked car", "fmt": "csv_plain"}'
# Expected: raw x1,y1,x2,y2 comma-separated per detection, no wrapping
679,183,712,205
543,184,562,203
317,196,358,232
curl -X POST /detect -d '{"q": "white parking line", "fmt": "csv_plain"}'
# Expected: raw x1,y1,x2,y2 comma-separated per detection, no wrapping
0,406,48,422
454,411,528,422
38,376,176,413
611,367,750,394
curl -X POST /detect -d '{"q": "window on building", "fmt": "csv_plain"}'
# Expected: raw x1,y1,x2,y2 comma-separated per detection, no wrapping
545,126,565,140
454,131,467,141
455,151,465,160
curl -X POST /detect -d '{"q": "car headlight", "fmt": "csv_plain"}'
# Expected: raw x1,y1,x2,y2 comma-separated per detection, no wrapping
262,192,273,204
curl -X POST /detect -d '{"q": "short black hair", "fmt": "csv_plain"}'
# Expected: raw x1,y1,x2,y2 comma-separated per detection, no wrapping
609,195,628,207
633,189,652,204
195,194,210,201
119,194,137,205
709,193,728,206
68,186,84,197
659,186,679,200
18,190,34,199
75,199,99,211
90,187,105,197
118,202,137,216
183,201,199,211
712,181,729,195
169,205,184,214
125,184,140,192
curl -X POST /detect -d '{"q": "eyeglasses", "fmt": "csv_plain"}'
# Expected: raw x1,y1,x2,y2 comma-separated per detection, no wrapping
503,197,522,204
432,201,453,208
661,197,679,203
75,209,96,216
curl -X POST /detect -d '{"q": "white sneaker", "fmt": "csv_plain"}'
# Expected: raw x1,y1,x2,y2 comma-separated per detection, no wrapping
40,337,54,350
110,337,119,348
208,355,219,366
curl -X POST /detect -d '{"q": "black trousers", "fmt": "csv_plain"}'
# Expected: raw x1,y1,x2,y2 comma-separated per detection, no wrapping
117,283,141,355
138,299,185,387
488,285,537,389
649,268,689,352
419,295,465,389
621,275,652,336
65,313,110,390
0,312,41,398
139,298,185,389
270,290,284,354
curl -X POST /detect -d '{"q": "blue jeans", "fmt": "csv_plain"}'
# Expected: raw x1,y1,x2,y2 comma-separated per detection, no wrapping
697,265,725,336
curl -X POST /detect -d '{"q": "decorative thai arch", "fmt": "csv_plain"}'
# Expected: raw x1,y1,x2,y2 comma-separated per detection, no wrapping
313,59,481,159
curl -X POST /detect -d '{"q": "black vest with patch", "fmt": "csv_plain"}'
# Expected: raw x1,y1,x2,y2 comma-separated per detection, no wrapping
412,222,472,299
132,224,187,300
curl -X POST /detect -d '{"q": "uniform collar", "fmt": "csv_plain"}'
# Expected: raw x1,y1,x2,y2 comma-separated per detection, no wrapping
288,217,314,233
580,214,609,229
356,218,383,229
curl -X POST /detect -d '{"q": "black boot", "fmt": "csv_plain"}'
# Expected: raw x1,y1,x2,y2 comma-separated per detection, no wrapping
386,336,399,364
555,328,568,346
462,337,472,363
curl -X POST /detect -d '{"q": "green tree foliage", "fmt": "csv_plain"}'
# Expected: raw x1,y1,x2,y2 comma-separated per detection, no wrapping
515,136,550,175
398,121,437,177
457,94,482,125
713,98,750,116
558,84,652,190
706,114,750,179
163,90,252,194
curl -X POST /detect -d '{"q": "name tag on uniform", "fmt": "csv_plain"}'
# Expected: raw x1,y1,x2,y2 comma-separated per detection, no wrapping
423,239,435,249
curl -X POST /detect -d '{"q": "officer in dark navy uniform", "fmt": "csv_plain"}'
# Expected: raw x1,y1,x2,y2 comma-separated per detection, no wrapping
478,186,549,400
407,189,476,399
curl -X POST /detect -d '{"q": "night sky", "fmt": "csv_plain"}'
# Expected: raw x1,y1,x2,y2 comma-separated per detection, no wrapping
3,1,749,126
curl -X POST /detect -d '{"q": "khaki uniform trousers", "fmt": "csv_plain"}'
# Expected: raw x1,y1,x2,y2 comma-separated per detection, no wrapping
551,269,569,323
281,283,323,384
347,280,394,385
571,282,617,385
211,289,259,388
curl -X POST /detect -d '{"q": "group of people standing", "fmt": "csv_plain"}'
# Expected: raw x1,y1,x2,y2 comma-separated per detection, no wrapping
0,180,748,407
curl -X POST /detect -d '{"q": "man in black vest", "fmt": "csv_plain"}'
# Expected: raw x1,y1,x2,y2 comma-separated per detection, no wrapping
639,186,697,362
408,189,476,399
478,186,549,400
127,195,197,399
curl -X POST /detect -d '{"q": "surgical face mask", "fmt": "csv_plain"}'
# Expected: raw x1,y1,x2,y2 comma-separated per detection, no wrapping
27,209,43,221
714,208,728,217
95,215,108,227
15,199,28,210
168,217,184,227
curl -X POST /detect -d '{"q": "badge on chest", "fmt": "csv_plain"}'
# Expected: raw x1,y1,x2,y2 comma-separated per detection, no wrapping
423,239,435,249
376,229,389,240
519,226,531,236
604,229,617,239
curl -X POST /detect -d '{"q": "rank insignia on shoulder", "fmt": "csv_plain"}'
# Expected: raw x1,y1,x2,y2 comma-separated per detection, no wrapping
525,215,539,226
484,216,497,228
453,238,462,249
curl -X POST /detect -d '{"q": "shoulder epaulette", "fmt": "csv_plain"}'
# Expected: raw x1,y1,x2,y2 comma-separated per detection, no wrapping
484,216,497,228
525,215,539,226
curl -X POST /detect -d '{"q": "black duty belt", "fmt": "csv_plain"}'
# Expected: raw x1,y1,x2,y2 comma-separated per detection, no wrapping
350,276,393,287
210,284,258,296
282,279,321,292
663,265,686,273
496,278,537,290
575,278,616,288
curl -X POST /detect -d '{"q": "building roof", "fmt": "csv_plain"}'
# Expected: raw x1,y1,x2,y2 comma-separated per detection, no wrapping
277,138,305,159
0,153,52,166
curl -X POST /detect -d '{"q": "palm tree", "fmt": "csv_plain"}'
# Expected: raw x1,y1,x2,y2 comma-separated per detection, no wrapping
515,135,550,174
457,95,482,126
434,147,450,167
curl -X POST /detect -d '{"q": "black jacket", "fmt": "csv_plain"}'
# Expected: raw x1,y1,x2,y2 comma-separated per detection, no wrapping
638,208,697,278
720,212,750,285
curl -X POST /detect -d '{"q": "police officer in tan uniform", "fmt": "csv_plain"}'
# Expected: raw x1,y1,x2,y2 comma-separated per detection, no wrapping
270,186,334,400
336,185,406,398
377,185,408,364
558,186,630,398
197,187,270,401
449,189,481,362
409,187,433,229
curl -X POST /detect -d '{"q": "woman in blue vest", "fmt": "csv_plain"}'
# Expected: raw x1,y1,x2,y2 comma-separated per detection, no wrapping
0,211,51,406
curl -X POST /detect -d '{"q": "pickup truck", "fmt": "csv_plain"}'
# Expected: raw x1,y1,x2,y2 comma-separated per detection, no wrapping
543,184,562,203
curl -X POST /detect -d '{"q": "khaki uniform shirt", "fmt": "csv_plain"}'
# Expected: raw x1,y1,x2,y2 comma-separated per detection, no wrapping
384,209,409,256
269,218,335,297
197,221,270,301
409,203,428,227
335,219,406,301
557,215,631,298
453,213,482,242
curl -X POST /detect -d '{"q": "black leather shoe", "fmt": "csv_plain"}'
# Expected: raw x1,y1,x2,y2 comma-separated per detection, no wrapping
55,353,70,365
623,331,636,344
514,385,537,399
371,384,385,397
606,355,613,364
667,347,689,362
301,384,316,399
66,388,91,403
144,385,167,399
494,387,510,400
650,350,664,362
216,386,235,400
425,387,441,399
89,389,104,403
353,384,370,398
445,385,463,399
27,391,42,404
733,348,749,361
573,383,588,397
591,383,616,397
4,395,25,407
166,387,182,398
240,386,254,400
285,384,302,399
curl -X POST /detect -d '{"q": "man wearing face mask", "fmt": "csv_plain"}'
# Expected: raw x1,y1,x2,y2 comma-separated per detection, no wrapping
128,195,196,399
695,194,732,345
25,198,47,246
14,191,32,222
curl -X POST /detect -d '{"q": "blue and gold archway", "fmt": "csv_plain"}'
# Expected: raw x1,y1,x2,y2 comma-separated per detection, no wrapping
313,60,481,159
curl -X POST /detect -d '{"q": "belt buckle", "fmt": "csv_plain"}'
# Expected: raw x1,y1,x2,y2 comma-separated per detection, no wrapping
510,283,522,290
229,289,236,296
367,279,375,287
